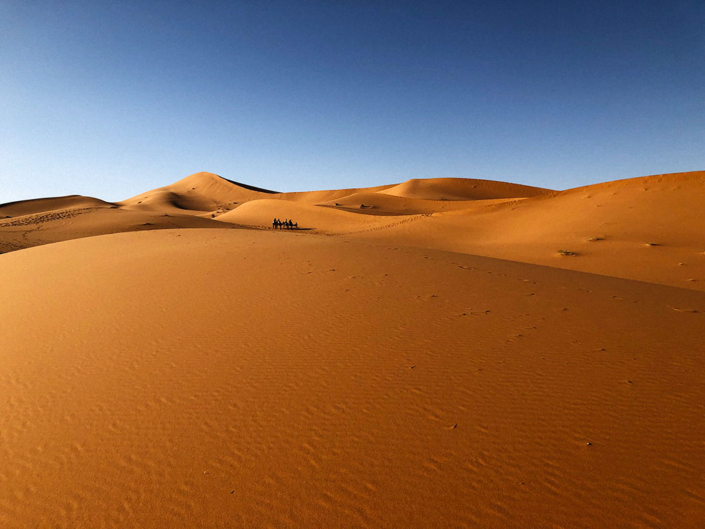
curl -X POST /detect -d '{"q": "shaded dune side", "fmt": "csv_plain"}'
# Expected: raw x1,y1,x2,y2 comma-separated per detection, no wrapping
379,177,552,200
213,175,279,195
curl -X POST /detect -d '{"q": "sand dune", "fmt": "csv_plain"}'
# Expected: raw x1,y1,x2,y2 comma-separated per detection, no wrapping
2,170,704,288
273,184,397,206
121,172,277,212
379,177,551,200
0,199,229,254
352,170,705,290
2,169,705,525
1,228,704,527
0,195,114,218
317,191,504,216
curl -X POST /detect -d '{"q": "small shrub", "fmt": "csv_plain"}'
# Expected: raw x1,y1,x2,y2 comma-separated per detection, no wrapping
558,250,576,256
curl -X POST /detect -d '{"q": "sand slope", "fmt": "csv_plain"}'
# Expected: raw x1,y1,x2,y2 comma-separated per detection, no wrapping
2,170,704,291
0,195,114,217
0,193,231,254
1,228,704,527
120,172,277,213
316,192,508,216
379,177,551,200
273,184,397,205
352,170,705,290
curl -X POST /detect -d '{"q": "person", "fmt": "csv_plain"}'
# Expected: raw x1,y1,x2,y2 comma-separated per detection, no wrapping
272,218,277,229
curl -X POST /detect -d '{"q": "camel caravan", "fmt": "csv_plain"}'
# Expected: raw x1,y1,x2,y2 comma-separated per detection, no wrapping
272,218,298,230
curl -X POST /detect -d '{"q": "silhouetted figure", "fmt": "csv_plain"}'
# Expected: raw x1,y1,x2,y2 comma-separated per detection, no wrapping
272,218,300,230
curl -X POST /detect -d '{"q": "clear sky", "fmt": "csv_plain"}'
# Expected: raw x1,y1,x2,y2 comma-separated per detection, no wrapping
1,0,703,203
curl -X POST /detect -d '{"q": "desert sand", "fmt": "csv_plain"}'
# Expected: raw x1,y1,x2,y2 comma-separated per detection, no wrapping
1,171,704,527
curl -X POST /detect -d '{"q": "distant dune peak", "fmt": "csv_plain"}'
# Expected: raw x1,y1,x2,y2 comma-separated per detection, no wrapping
380,177,553,201
172,172,279,195
0,195,114,217
119,172,280,212
561,169,705,194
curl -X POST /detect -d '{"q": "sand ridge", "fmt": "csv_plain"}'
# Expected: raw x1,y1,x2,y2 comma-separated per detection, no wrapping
378,177,551,200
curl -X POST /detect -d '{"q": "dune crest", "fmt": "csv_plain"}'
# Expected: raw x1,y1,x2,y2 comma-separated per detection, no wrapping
0,195,114,218
379,177,552,200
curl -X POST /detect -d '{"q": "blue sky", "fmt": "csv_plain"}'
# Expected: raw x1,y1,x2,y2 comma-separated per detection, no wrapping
1,0,703,203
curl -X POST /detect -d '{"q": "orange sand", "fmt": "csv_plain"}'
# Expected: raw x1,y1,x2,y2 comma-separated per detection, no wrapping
1,171,704,527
